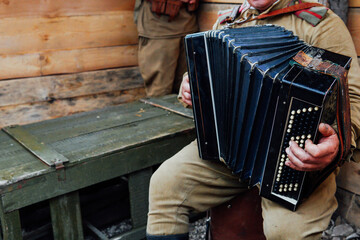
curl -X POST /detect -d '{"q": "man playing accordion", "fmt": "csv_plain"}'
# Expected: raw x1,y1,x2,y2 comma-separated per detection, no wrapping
146,0,360,239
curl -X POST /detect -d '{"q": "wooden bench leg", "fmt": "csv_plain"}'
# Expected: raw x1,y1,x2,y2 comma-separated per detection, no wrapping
0,206,22,240
49,191,84,240
128,168,152,235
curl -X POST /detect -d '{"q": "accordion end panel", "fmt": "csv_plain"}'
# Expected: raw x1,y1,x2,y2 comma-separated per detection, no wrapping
260,65,339,211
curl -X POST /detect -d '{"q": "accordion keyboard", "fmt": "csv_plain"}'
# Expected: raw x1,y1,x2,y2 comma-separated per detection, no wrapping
272,97,322,200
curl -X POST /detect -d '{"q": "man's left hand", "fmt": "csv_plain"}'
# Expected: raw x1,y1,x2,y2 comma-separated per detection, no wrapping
285,123,339,171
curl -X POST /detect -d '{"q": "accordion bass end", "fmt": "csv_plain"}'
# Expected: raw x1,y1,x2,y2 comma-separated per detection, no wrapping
184,25,352,211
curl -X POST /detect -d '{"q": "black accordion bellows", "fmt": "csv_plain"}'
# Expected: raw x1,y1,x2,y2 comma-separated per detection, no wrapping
184,25,352,210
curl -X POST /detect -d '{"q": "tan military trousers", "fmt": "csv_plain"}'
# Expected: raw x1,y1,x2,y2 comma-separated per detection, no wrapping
147,140,338,239
138,37,187,97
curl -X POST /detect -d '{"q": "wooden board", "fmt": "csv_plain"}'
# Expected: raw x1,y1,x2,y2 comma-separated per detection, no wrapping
0,67,143,107
0,88,145,128
0,12,137,55
0,0,135,18
0,45,138,80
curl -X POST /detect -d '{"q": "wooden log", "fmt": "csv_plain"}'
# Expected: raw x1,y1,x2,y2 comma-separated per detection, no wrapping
0,88,145,128
0,0,135,18
0,12,138,55
0,67,143,107
0,45,138,80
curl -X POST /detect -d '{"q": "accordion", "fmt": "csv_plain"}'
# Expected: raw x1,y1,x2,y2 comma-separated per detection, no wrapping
184,25,352,210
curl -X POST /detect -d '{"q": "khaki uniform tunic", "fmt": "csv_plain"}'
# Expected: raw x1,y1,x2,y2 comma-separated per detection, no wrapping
135,0,198,97
147,0,360,239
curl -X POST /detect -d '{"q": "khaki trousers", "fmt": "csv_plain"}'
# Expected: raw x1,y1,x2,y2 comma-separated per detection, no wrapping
147,140,338,239
138,37,187,97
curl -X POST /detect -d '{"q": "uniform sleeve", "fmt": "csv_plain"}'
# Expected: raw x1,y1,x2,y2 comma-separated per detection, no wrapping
310,10,360,162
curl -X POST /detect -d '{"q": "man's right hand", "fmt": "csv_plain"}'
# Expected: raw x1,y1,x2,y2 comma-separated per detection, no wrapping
181,74,192,106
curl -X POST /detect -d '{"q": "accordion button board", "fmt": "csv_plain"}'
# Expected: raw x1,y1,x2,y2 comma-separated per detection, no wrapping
185,25,352,211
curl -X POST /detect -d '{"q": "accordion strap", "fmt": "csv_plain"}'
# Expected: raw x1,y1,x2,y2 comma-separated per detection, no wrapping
224,2,324,25
292,51,352,165
256,2,323,20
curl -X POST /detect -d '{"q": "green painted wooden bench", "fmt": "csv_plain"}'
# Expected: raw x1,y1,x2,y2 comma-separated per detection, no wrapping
0,95,195,240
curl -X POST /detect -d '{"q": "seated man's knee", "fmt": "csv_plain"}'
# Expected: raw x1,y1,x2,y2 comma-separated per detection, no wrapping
149,159,186,202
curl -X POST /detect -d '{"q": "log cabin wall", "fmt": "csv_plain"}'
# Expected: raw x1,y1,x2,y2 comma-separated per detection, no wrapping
0,0,358,128
0,0,143,128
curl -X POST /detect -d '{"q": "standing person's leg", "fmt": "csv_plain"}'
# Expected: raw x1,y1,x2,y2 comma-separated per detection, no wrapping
146,140,248,239
261,171,338,240
138,37,183,97
173,37,187,94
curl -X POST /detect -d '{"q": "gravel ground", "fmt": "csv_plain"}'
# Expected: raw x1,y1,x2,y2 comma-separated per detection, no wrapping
84,215,359,239
188,215,360,240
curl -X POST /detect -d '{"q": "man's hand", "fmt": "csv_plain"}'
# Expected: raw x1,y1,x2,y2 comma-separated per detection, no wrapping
285,123,339,171
181,74,192,106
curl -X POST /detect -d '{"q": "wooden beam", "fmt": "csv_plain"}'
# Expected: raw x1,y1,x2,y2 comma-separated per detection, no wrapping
0,206,22,240
0,12,138,55
0,88,145,128
0,45,138,80
49,192,84,240
0,67,143,107
128,168,152,228
0,0,135,18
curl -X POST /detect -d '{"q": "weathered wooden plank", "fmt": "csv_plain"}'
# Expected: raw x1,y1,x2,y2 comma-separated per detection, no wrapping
0,45,138,80
0,67,143,107
19,101,155,141
41,45,138,76
0,12,137,55
49,191,84,240
3,125,69,167
0,205,22,240
128,168,152,228
348,8,360,56
0,0,135,18
0,130,195,213
140,96,194,118
0,103,158,174
0,87,145,128
50,109,194,162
